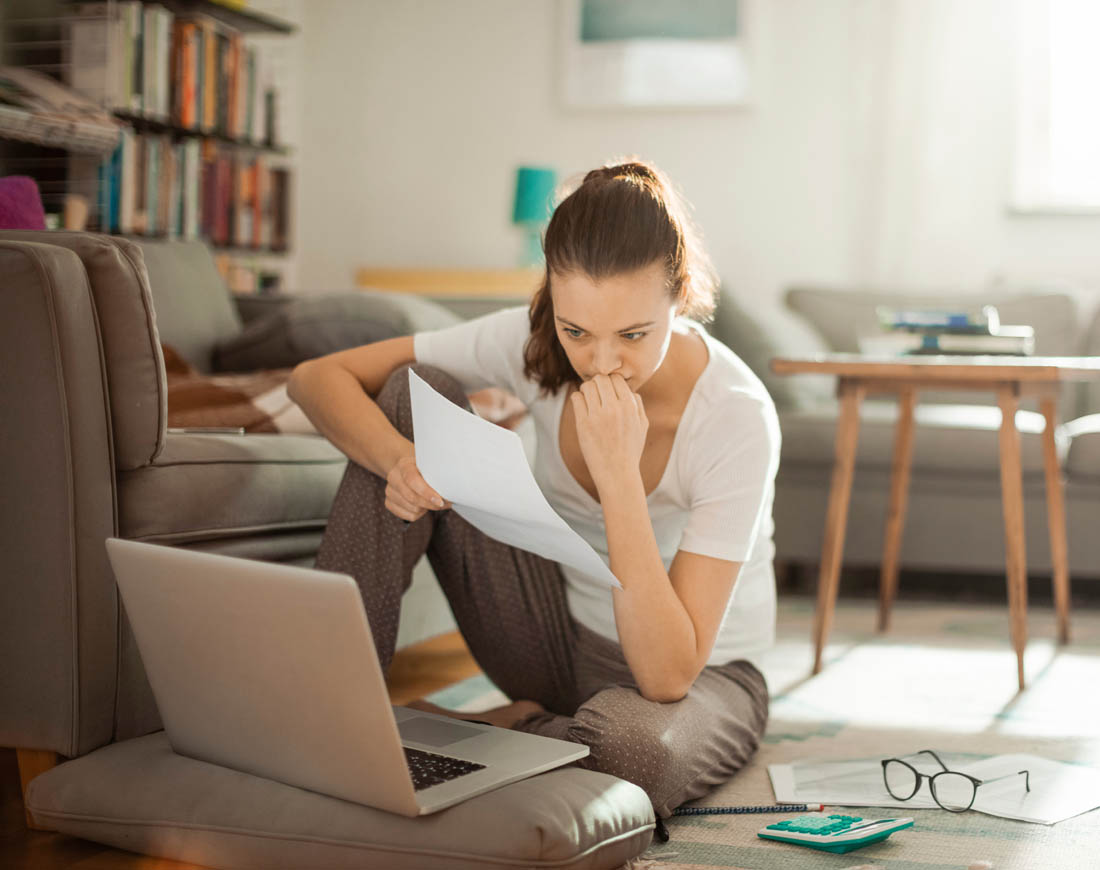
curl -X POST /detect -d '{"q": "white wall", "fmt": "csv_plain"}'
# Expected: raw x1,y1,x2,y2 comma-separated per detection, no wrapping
294,0,874,306
292,0,1100,305
864,0,1100,294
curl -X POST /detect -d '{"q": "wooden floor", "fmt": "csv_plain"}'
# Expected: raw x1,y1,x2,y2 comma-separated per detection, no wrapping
0,632,481,870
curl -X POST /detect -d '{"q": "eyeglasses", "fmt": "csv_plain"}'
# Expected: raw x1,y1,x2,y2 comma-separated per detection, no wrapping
881,749,1030,813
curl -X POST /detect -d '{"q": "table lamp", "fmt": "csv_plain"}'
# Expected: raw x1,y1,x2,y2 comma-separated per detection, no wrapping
512,166,557,267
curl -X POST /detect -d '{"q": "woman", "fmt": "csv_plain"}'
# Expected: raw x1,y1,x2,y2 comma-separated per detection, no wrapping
288,159,779,818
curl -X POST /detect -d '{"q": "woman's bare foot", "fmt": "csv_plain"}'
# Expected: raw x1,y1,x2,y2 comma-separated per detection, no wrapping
406,698,546,729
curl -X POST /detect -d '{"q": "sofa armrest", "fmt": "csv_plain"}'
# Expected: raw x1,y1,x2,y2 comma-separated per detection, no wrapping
0,241,119,758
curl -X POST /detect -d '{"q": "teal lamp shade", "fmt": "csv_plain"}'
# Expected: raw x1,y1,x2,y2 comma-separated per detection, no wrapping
512,166,557,266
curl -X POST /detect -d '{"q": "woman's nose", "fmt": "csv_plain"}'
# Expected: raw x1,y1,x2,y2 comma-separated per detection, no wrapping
592,344,621,376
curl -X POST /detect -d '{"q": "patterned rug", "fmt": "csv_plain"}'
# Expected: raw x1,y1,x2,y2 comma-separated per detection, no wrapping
429,598,1100,870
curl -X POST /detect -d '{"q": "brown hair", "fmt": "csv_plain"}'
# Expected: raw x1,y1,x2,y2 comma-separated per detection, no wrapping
523,158,718,394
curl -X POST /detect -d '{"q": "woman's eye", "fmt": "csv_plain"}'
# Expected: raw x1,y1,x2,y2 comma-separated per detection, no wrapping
563,327,584,339
622,332,647,341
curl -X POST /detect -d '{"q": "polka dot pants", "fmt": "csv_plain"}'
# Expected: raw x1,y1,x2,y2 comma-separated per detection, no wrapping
316,364,770,818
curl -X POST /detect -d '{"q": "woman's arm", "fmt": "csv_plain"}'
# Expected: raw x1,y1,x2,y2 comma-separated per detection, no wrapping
287,336,446,520
571,374,742,702
604,486,741,702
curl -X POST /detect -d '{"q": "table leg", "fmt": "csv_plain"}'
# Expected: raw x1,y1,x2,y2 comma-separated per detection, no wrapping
996,385,1028,691
1039,396,1071,644
812,378,864,675
879,388,917,633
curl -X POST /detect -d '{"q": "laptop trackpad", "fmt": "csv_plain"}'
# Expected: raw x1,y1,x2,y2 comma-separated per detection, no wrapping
399,716,486,747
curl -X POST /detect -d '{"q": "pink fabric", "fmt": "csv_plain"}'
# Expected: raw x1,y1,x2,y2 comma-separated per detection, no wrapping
0,175,47,230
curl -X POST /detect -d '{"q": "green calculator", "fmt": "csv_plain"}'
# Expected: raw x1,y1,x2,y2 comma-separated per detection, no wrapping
757,813,913,853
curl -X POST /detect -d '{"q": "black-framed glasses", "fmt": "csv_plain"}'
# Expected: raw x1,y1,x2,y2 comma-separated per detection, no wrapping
881,750,1030,813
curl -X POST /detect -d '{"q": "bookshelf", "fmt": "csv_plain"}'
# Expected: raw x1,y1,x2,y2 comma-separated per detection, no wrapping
0,0,297,292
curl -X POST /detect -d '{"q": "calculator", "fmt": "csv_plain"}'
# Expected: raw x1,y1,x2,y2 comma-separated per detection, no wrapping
757,813,914,853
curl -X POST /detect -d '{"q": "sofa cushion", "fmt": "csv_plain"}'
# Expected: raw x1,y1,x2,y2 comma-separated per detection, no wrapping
134,238,243,374
0,230,166,471
118,432,346,544
711,289,833,410
779,401,1064,474
213,290,462,373
26,732,654,870
1065,414,1100,480
1079,304,1100,419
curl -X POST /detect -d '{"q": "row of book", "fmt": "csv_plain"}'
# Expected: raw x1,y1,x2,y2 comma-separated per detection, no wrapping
71,128,290,250
66,1,277,145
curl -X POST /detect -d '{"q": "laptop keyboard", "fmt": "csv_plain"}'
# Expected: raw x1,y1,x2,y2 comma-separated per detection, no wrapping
403,746,486,791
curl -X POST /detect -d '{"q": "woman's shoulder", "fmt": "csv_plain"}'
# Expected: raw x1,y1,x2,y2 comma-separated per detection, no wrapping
694,329,775,409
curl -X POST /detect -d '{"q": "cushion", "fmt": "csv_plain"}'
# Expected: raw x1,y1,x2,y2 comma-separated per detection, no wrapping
0,230,166,471
214,291,463,373
133,238,244,374
778,401,1066,474
1078,304,1100,419
118,431,346,544
710,289,833,410
26,732,654,870
1065,414,1100,480
0,175,47,229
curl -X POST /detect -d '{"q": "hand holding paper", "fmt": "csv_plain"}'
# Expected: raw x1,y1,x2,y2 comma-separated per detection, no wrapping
408,370,620,588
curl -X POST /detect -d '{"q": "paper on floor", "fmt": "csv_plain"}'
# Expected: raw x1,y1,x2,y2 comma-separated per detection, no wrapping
408,370,620,588
770,752,1100,824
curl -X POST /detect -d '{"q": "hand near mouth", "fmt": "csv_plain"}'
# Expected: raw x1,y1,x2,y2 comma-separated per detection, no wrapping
570,373,649,492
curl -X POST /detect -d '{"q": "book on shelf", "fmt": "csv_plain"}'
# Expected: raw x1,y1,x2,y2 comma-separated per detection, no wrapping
69,129,289,250
0,65,120,152
65,2,277,145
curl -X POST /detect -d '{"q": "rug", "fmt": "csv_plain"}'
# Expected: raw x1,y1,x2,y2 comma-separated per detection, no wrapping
429,599,1100,870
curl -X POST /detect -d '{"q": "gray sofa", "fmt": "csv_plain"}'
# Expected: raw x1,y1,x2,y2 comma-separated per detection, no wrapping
712,285,1100,588
0,231,653,868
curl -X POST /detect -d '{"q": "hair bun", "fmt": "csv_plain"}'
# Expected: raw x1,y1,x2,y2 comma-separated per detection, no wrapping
583,159,660,186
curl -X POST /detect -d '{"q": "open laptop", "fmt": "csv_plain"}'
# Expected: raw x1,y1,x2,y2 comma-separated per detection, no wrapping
105,538,588,816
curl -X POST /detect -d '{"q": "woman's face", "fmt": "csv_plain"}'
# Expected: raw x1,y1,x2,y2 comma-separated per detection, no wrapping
549,260,678,394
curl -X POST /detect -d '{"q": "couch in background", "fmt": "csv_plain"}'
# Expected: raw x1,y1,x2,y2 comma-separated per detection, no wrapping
712,285,1100,587
1,231,652,869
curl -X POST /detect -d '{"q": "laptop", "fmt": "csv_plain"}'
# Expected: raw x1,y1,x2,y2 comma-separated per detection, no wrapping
105,538,588,816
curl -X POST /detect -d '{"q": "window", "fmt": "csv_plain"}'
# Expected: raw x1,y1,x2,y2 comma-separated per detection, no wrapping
1014,0,1100,211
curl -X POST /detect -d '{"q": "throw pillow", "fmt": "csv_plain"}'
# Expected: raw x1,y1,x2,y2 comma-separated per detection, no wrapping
213,290,463,373
0,175,47,230
710,288,833,410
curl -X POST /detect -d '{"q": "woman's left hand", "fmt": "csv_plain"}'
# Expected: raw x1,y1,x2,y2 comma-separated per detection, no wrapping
571,373,649,490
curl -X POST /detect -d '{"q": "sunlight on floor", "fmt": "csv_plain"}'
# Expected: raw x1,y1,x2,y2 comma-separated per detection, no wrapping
757,600,1100,741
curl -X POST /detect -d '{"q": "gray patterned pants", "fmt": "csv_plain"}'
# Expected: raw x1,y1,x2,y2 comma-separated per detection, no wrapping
316,365,769,817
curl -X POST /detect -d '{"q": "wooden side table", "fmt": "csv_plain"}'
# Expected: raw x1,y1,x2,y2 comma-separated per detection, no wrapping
354,267,542,298
771,354,1100,690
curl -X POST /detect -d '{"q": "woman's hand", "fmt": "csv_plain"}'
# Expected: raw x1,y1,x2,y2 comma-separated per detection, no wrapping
385,452,450,521
570,373,649,491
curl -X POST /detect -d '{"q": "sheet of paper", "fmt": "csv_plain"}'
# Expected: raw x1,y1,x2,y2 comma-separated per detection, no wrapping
769,753,1100,825
408,370,620,588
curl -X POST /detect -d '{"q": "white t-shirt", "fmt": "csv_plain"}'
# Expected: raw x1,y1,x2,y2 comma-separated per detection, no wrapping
414,306,780,667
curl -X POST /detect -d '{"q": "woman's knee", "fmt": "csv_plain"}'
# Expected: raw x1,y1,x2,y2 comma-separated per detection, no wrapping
568,691,680,791
375,364,470,437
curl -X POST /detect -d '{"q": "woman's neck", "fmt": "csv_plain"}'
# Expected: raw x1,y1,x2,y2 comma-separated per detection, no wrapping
637,323,708,413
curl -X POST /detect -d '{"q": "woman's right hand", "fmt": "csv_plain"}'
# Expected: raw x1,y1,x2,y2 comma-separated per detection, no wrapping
385,453,450,521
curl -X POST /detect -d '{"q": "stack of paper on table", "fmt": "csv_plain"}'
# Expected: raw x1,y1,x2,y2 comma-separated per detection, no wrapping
408,370,619,588
769,753,1100,825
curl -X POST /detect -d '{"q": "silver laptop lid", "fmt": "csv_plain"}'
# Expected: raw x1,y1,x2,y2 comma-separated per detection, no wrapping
105,538,420,816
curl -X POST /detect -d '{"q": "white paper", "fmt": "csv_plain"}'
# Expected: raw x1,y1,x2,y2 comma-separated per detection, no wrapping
408,370,620,588
769,753,1100,825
